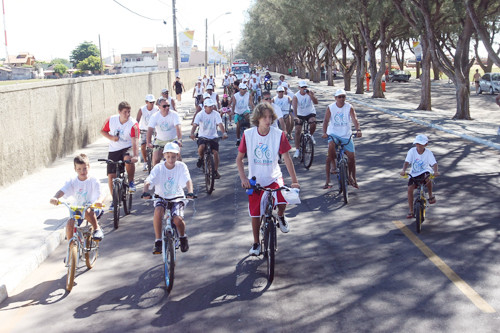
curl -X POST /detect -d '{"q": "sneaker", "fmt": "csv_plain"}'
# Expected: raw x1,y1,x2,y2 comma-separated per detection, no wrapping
93,229,104,240
293,150,300,159
108,202,114,211
249,243,261,256
196,158,203,168
311,136,316,145
180,236,189,252
278,216,290,233
129,181,136,192
142,163,148,171
214,171,221,179
236,139,240,147
152,240,162,254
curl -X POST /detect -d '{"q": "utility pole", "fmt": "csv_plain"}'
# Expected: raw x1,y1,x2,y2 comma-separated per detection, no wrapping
172,0,179,77
205,18,208,75
98,34,103,75
2,0,9,64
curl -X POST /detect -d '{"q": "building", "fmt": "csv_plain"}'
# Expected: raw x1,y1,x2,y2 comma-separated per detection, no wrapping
7,52,36,67
120,48,158,73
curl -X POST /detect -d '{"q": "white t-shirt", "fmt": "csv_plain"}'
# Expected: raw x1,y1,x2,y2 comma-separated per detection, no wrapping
194,85,204,96
273,95,291,113
272,104,284,128
294,91,316,116
148,111,181,141
103,115,139,152
327,102,353,139
405,147,437,177
60,176,101,206
234,92,250,115
250,80,259,90
146,161,191,199
138,104,159,130
210,92,219,108
194,110,222,139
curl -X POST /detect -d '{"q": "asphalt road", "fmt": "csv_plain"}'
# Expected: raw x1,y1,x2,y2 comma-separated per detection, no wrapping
1,87,500,332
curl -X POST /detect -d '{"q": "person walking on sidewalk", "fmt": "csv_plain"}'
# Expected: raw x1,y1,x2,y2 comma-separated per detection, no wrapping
173,77,186,102
473,69,481,95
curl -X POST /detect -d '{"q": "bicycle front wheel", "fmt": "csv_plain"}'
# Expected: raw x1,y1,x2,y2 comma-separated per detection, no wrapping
85,232,99,269
123,184,132,215
204,154,215,194
147,149,153,174
163,232,175,293
414,201,423,233
339,160,349,203
224,115,228,133
113,185,120,229
303,135,314,169
266,219,276,283
66,241,77,292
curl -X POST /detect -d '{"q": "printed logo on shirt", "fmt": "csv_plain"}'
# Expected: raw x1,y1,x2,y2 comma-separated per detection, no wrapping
201,119,216,131
75,188,88,204
411,159,426,174
159,121,171,133
163,176,175,196
253,143,273,165
333,112,348,127
116,128,126,141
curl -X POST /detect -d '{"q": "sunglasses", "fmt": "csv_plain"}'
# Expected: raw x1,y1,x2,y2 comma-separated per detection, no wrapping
263,97,272,100
161,104,170,108
336,95,346,99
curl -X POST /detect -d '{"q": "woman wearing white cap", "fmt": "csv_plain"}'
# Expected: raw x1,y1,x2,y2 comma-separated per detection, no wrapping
292,80,318,158
231,83,254,146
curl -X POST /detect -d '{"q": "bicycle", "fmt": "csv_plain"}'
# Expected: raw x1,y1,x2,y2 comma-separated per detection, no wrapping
58,201,102,292
296,119,322,169
98,159,133,229
199,137,220,194
144,194,196,293
221,107,232,133
249,181,290,284
403,174,435,233
329,134,356,204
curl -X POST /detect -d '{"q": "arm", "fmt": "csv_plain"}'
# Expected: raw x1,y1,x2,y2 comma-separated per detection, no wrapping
309,91,318,104
100,120,119,142
190,124,198,140
175,124,183,147
218,123,228,139
432,163,440,176
50,190,65,205
292,96,298,118
279,118,287,135
146,127,154,148
322,107,331,138
192,87,196,98
216,95,220,110
182,83,185,92
400,161,410,176
231,96,236,112
136,108,142,123
282,152,299,188
236,151,250,188
350,107,362,137
171,99,176,111
130,136,139,163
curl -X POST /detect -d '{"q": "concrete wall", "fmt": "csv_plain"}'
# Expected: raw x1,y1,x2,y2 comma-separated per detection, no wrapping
0,66,221,187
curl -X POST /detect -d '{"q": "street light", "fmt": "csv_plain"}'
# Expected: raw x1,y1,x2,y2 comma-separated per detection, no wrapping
205,11,231,74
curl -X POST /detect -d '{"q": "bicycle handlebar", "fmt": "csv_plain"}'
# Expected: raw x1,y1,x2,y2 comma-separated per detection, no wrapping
401,173,435,180
57,201,104,211
98,159,132,165
251,184,290,192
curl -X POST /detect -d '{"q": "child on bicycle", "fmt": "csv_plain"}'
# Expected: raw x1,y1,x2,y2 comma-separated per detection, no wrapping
236,102,300,256
142,142,195,254
49,154,105,241
220,94,232,124
400,134,440,219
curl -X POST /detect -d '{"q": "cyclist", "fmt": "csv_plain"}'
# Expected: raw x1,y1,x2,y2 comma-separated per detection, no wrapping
137,94,159,171
400,134,439,219
159,88,176,111
236,103,300,256
100,101,139,202
274,86,293,139
262,91,286,133
205,84,221,110
147,97,182,166
50,154,105,241
192,80,205,110
222,74,230,95
172,76,186,102
231,83,254,146
250,76,262,104
190,99,228,179
208,74,216,88
292,80,318,158
220,93,232,124
321,89,362,189
277,75,286,87
282,81,294,98
142,142,194,254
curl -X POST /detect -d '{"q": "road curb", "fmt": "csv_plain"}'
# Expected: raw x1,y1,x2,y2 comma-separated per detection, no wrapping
349,97,500,151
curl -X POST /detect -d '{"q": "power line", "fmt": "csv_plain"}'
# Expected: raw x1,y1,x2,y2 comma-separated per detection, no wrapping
112,0,164,21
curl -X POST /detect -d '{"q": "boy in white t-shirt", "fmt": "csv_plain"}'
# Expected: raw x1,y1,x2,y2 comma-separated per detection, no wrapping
400,134,440,219
50,154,105,241
142,142,195,254
236,103,300,256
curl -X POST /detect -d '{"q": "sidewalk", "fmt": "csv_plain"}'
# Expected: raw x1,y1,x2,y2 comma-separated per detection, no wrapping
1,75,499,304
0,88,196,303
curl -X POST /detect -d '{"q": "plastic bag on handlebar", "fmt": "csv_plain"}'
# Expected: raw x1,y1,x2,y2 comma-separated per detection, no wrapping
282,188,301,205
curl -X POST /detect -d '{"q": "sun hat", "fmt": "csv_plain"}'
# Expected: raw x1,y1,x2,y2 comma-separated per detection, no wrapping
206,84,214,90
203,92,211,99
298,80,308,87
145,94,155,102
161,88,168,93
204,99,215,107
335,89,347,97
223,94,228,98
413,134,429,145
276,86,285,92
163,142,180,154
239,83,248,89
281,82,289,88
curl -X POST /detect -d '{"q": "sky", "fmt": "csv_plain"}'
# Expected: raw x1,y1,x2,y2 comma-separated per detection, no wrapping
0,0,253,61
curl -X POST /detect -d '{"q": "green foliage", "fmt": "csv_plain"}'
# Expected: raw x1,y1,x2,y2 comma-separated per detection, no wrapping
76,55,102,73
70,41,100,67
53,63,68,75
50,58,71,68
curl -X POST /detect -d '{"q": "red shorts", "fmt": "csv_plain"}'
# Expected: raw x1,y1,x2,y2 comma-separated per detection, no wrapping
248,182,287,217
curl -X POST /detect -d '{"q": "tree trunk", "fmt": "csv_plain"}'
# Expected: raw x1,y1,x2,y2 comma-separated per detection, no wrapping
344,62,356,91
432,61,440,80
417,43,432,110
453,80,471,119
416,61,420,78
355,52,365,94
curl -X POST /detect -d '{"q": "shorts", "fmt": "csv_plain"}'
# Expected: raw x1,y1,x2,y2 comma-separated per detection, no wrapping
154,139,176,152
107,147,131,174
154,198,185,218
408,172,430,187
328,134,355,153
295,113,316,125
248,182,287,217
197,137,219,151
140,130,147,145
234,110,250,124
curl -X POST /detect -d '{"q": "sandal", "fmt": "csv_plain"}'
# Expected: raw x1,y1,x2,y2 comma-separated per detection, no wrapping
348,178,359,189
406,212,414,219
428,196,436,204
323,184,333,189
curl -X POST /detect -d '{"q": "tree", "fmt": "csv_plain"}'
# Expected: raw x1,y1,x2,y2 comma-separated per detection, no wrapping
50,58,71,68
70,41,99,67
53,63,67,76
76,55,102,73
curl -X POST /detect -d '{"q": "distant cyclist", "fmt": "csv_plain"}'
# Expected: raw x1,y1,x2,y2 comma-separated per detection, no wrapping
231,83,254,146
137,94,159,171
292,80,318,158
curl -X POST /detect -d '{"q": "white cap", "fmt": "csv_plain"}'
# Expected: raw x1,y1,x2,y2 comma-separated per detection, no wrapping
239,83,248,89
276,86,285,92
204,99,215,107
145,94,155,102
413,134,429,145
161,88,168,93
281,82,288,88
206,84,214,90
335,89,347,97
298,80,308,87
163,142,180,154
203,92,211,99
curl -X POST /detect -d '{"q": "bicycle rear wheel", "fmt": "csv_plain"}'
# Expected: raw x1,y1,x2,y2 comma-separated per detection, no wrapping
266,219,276,283
414,201,423,233
147,149,153,174
204,153,215,194
303,135,314,169
339,160,349,203
123,184,132,215
85,232,99,269
66,241,77,292
224,115,228,133
113,185,120,229
163,231,175,293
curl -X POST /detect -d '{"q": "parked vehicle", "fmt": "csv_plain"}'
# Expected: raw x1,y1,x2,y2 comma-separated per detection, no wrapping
389,70,411,82
478,73,500,95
